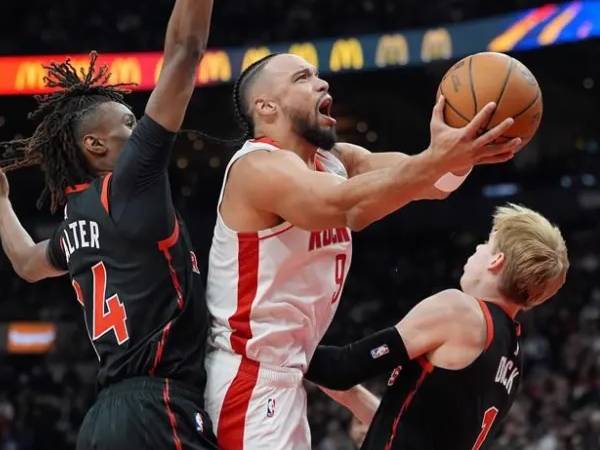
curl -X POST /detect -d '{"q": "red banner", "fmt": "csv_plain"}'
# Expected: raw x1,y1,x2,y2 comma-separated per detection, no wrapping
0,51,233,96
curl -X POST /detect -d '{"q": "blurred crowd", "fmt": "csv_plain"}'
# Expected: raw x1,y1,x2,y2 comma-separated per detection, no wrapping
1,0,551,54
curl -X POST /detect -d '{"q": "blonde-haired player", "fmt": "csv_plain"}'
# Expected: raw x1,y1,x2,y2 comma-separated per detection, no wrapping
308,203,568,450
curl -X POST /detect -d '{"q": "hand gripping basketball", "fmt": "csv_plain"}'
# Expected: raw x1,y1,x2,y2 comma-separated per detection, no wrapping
428,95,522,173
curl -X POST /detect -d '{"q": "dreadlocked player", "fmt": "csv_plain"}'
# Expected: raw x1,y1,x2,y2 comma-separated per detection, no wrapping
204,53,524,450
0,1,217,449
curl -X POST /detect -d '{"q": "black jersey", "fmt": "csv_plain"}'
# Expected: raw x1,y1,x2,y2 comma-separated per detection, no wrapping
363,301,522,450
47,116,209,394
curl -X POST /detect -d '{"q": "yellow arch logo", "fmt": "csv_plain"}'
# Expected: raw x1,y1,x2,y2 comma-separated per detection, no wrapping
376,34,409,67
15,62,46,90
421,28,452,63
241,47,271,72
289,43,319,67
329,39,364,72
198,51,232,84
109,58,142,84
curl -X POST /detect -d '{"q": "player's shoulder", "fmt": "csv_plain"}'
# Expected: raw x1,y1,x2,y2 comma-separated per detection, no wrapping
427,289,483,321
333,142,370,155
332,142,369,160
231,147,307,177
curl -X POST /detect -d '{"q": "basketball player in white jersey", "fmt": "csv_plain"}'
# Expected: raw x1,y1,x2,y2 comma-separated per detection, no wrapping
204,53,523,450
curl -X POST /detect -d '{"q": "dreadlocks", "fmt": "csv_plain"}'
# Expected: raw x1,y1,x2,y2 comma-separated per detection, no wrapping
0,51,133,212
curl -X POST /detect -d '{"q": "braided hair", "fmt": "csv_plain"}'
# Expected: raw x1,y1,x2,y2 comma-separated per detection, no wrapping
231,53,279,141
181,53,279,148
0,51,133,212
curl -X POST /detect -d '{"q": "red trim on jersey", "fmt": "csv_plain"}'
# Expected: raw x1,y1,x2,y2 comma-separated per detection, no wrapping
229,232,259,357
217,357,260,450
385,357,434,450
100,173,112,214
158,219,181,252
477,300,495,351
72,279,85,307
258,224,294,241
65,182,91,194
158,220,184,310
150,320,173,376
150,219,184,375
314,155,326,172
417,355,434,373
162,379,184,450
251,137,279,148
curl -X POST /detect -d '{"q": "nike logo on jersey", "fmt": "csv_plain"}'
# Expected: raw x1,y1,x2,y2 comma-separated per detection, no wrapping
308,227,351,251
61,220,101,263
495,356,520,395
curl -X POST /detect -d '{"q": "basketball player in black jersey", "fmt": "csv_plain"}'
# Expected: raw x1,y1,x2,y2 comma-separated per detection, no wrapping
307,204,569,450
0,1,217,449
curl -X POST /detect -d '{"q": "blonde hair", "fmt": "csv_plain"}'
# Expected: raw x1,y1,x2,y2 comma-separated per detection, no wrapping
492,203,569,308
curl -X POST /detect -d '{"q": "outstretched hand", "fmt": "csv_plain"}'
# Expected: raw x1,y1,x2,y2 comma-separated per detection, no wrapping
0,169,9,199
428,96,522,173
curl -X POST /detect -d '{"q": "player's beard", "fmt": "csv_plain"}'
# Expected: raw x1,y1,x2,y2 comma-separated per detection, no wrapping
289,107,337,151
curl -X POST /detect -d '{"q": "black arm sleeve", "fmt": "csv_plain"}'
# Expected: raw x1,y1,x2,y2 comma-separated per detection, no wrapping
46,223,68,271
306,327,409,390
109,115,178,240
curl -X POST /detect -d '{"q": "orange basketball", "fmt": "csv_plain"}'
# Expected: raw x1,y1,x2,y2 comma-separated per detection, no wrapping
437,52,542,145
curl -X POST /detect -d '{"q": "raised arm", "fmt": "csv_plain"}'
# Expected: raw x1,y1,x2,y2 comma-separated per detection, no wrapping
145,0,214,131
109,0,214,239
333,99,523,200
332,143,468,201
0,171,66,282
233,98,520,231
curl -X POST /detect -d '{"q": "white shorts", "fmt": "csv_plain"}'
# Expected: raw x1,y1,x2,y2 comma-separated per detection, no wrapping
204,349,310,450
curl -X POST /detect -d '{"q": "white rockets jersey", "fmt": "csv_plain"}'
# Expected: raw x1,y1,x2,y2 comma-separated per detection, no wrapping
206,138,353,372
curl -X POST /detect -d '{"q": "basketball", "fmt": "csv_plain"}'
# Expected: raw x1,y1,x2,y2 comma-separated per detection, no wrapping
437,52,542,145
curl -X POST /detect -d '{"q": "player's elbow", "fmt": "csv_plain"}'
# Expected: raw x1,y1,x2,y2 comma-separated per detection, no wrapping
345,208,376,232
16,268,41,284
15,261,44,284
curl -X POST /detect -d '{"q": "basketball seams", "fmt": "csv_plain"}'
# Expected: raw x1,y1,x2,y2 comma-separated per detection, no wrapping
439,52,541,137
468,56,478,117
483,56,515,131
439,85,471,124
512,90,541,119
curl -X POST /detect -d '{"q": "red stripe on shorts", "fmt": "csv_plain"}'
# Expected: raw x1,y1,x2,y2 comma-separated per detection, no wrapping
162,379,183,450
217,357,260,450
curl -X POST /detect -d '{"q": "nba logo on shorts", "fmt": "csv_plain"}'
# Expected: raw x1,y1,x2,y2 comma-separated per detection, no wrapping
195,412,204,433
266,398,276,418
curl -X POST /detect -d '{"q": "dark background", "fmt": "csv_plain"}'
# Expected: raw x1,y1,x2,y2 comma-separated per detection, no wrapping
0,1,599,449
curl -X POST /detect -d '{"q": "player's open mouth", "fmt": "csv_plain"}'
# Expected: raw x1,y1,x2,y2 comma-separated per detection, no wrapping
318,96,336,126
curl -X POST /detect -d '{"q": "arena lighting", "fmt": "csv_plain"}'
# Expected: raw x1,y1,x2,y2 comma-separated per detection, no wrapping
0,1,598,95
482,183,521,198
6,322,56,354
